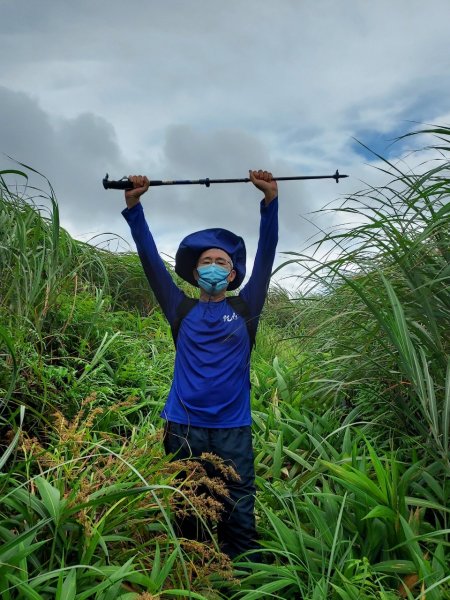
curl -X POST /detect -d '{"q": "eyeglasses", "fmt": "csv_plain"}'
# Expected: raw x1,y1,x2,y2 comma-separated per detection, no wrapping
197,257,233,269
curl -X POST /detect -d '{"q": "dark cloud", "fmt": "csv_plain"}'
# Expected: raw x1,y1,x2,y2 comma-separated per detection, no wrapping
0,86,129,232
1,86,55,166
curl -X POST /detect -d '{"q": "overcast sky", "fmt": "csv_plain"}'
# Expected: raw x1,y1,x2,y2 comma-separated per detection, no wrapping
1,0,449,292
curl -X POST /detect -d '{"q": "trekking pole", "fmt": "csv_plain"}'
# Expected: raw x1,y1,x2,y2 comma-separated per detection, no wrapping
102,170,348,190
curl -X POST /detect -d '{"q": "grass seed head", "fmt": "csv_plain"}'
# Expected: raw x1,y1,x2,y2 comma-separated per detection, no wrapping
200,452,241,481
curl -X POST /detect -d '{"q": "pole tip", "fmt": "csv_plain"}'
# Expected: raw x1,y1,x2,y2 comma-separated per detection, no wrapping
334,170,349,183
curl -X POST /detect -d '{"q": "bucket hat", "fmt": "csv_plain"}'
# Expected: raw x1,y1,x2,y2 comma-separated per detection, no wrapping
175,228,246,291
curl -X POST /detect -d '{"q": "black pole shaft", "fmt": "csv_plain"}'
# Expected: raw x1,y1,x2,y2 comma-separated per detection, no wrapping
102,170,348,190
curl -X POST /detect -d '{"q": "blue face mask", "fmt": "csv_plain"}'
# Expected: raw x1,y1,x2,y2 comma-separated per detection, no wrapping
196,264,231,295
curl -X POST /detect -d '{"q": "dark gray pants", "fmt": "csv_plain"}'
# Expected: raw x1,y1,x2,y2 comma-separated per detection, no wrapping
163,421,259,560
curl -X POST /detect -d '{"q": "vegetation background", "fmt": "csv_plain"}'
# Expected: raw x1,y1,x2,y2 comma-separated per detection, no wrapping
1,126,449,599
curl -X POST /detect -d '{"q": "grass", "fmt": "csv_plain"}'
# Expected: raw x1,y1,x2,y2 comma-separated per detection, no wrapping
276,126,449,462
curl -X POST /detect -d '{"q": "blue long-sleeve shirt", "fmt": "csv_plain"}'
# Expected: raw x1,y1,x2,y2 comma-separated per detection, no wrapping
122,198,278,427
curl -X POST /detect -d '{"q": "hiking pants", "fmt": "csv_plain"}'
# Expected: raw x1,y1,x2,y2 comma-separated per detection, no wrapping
163,421,259,560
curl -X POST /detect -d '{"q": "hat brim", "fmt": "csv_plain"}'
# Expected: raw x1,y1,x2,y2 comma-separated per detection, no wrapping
175,228,246,291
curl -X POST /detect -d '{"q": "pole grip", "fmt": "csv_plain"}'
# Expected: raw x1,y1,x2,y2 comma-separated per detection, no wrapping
103,174,133,190
103,174,166,190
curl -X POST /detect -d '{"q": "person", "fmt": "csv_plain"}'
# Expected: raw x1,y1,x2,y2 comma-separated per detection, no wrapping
122,170,278,560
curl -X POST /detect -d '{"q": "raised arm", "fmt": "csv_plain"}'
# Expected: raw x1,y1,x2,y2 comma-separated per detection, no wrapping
122,176,183,324
240,170,279,333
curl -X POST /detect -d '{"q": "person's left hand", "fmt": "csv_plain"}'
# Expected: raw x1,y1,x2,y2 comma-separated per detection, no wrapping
249,170,278,205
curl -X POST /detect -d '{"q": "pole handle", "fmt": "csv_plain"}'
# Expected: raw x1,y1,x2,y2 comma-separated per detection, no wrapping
102,174,168,190
103,174,132,190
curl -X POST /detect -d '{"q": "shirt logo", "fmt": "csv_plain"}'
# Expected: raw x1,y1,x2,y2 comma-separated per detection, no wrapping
223,311,238,323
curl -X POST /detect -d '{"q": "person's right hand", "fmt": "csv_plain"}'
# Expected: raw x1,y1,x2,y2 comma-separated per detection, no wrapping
125,175,150,209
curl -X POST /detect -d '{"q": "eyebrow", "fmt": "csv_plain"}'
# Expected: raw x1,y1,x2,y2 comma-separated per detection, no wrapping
200,254,231,261
198,255,233,267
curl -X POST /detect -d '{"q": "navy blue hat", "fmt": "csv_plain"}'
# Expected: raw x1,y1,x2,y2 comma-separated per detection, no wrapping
175,228,246,291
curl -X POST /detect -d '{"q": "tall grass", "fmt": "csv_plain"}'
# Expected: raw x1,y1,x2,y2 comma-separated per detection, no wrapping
278,126,450,464
252,125,450,598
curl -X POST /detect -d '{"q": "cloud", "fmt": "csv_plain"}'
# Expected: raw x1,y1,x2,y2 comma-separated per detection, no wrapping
0,86,130,233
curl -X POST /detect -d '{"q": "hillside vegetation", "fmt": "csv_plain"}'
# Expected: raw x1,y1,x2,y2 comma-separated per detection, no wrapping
1,126,449,599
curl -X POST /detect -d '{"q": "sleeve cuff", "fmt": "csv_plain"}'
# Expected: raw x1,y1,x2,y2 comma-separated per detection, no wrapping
260,196,278,213
122,202,143,220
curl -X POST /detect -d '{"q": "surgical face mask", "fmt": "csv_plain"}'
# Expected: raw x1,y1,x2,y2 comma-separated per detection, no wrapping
196,264,231,295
